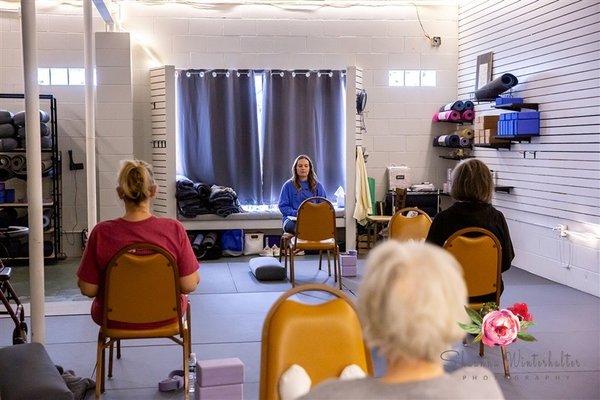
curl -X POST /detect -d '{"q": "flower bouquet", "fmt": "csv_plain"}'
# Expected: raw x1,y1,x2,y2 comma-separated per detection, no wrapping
459,302,536,346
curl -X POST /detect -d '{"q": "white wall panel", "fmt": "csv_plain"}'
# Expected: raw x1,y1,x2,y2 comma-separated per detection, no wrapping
459,0,600,296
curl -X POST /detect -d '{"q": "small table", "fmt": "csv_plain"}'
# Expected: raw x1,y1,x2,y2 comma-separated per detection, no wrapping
366,215,392,249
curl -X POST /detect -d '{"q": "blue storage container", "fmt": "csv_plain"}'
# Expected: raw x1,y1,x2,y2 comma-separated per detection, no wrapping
496,97,524,105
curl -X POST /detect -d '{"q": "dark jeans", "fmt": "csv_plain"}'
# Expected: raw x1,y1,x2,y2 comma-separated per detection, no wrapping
283,218,296,234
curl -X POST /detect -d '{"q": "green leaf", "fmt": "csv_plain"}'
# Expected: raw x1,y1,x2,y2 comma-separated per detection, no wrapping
465,306,483,324
517,333,537,342
458,322,482,334
520,321,535,330
473,332,483,343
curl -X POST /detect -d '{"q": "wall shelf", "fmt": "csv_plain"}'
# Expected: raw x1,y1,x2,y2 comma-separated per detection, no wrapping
473,142,511,150
494,134,536,143
439,155,475,160
493,103,539,111
494,186,514,193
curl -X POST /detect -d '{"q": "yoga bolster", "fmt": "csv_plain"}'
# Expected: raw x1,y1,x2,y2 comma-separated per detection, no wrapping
0,123,15,138
12,110,50,126
20,135,53,149
0,110,12,124
0,138,17,151
475,73,518,101
464,100,474,110
439,101,465,112
437,110,461,121
16,123,50,137
461,109,475,121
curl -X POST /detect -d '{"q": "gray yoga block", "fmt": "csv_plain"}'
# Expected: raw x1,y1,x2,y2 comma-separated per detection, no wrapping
195,383,243,400
197,357,244,387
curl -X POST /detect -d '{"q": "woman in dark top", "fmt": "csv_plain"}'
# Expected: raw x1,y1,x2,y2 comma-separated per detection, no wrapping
427,159,514,300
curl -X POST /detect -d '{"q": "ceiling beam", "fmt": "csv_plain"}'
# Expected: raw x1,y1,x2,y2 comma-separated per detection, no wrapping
92,0,114,26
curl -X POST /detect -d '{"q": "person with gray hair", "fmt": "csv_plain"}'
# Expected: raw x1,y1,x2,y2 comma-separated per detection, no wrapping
302,241,504,400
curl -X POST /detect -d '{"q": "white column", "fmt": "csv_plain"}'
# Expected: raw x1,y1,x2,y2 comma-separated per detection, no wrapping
84,0,97,230
20,0,45,344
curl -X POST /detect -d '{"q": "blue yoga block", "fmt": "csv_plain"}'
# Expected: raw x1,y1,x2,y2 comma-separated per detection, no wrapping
496,97,523,105
515,119,540,135
517,111,540,119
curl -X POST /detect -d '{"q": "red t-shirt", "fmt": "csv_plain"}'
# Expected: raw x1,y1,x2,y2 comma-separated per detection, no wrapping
77,216,199,328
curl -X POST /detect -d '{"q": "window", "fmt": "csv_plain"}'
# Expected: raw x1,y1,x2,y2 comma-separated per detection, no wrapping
68,68,85,85
388,70,437,87
388,70,404,87
49,68,68,85
38,68,50,85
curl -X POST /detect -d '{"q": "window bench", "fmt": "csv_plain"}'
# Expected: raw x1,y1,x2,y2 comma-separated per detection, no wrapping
179,208,346,231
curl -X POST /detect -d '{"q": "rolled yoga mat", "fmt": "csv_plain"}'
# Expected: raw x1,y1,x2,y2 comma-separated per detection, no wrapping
464,100,474,110
439,101,465,112
15,210,53,230
475,73,519,101
459,137,471,147
458,128,475,140
12,110,50,126
436,110,461,121
0,138,18,151
0,155,11,181
434,135,461,147
0,123,16,138
14,159,53,178
10,154,26,173
0,110,12,124
461,109,475,121
17,123,50,137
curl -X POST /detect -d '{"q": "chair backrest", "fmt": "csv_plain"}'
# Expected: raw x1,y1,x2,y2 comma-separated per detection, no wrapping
296,197,336,242
260,284,373,400
102,243,182,330
443,227,502,302
388,207,432,241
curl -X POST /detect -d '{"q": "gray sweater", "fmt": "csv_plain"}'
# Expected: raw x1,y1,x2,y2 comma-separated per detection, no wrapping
300,367,504,400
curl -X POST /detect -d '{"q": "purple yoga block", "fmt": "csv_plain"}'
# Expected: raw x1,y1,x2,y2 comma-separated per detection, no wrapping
342,265,357,277
195,383,243,400
197,358,244,387
340,254,357,266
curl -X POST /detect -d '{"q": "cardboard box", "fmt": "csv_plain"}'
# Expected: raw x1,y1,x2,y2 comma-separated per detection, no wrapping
474,115,499,131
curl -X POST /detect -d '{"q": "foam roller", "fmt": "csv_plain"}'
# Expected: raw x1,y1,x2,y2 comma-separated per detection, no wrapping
0,123,16,138
475,73,519,101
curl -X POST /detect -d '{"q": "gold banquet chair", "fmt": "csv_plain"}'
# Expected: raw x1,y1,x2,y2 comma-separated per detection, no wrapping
259,284,373,400
444,227,509,378
95,244,192,398
288,197,341,289
388,207,432,242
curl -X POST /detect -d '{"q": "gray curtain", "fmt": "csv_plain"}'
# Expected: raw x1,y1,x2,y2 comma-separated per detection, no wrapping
261,70,346,204
177,69,262,204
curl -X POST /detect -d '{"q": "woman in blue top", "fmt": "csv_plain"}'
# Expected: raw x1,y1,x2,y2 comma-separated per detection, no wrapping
278,155,326,233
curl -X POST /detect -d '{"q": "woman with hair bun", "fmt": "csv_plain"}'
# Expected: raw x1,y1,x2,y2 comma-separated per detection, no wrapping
77,160,200,328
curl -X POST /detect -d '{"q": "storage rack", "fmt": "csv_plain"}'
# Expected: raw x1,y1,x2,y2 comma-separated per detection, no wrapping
0,93,62,264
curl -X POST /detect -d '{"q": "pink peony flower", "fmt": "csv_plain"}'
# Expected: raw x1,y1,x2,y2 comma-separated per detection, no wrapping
481,309,520,347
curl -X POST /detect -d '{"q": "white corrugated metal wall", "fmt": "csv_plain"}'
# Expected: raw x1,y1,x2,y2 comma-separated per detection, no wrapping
458,0,599,296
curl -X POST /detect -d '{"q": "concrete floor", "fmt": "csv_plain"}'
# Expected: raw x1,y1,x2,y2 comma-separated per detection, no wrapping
1,256,599,399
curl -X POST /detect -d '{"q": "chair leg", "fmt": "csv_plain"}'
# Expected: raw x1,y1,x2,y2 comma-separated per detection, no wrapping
116,339,121,359
95,334,104,399
462,336,468,346
279,237,284,263
290,248,295,287
318,251,323,271
500,346,510,379
327,250,331,277
336,247,342,290
183,335,189,400
479,341,484,357
108,341,114,379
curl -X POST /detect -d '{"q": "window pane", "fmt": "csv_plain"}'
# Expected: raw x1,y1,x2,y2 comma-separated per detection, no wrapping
388,70,404,86
68,68,85,85
50,68,68,85
421,70,437,87
38,68,50,85
404,70,420,86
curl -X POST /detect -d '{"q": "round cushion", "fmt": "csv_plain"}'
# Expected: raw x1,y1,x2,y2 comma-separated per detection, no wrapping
249,256,286,281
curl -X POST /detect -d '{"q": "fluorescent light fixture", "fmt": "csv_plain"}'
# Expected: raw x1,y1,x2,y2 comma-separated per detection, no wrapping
420,70,436,86
404,70,420,86
68,68,86,85
50,68,68,85
388,70,404,87
38,68,50,85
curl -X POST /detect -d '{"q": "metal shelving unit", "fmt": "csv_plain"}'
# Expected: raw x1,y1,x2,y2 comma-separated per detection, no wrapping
0,94,62,264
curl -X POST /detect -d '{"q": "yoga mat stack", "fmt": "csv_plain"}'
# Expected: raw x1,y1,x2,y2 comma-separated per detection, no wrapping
434,100,475,122
475,73,519,101
12,110,52,149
